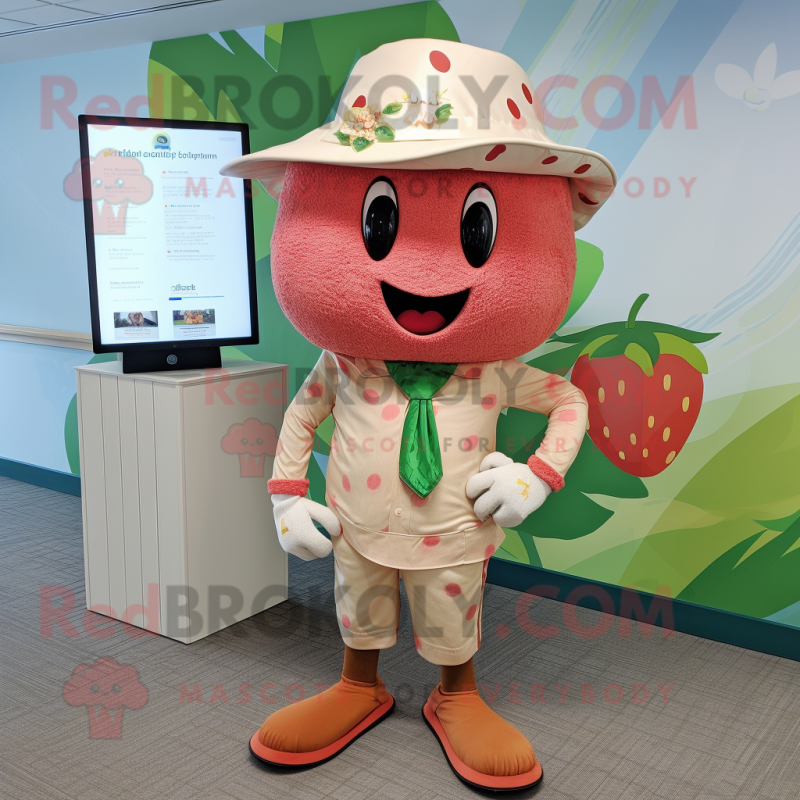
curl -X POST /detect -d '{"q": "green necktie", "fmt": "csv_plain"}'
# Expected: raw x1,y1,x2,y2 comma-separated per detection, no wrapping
386,361,457,498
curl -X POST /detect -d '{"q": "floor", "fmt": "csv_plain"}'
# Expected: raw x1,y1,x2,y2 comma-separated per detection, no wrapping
1,475,799,800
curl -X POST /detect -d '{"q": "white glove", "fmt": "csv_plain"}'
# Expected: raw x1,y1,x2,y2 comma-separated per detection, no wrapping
465,452,551,528
271,493,341,561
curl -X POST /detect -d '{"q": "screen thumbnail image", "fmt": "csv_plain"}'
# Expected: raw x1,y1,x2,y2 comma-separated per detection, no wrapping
113,311,159,341
173,309,215,325
172,309,217,339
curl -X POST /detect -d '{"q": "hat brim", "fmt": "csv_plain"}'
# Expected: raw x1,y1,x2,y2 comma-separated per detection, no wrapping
221,126,617,231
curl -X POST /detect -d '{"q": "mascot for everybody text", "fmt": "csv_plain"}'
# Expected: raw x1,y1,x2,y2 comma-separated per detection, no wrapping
222,39,615,792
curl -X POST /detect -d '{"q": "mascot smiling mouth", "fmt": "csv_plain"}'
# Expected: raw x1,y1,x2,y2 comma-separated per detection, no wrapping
381,282,470,335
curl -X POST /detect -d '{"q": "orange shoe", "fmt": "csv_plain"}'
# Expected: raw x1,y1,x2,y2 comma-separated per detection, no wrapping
249,674,394,767
423,684,543,791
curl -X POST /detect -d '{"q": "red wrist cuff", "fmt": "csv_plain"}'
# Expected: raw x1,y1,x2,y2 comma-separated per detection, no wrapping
267,478,309,496
527,456,565,492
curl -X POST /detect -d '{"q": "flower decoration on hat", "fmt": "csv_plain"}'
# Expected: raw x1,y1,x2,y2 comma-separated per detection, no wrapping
335,90,453,152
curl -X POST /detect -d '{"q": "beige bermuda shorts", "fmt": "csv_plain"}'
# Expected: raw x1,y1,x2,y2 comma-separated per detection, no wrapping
332,533,489,666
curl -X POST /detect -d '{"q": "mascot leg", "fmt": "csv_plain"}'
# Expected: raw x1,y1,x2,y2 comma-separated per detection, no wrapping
250,646,394,767
424,657,543,790
403,562,543,790
250,536,398,767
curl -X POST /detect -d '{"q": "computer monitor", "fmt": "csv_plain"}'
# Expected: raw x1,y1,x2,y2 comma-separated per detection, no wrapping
78,115,258,373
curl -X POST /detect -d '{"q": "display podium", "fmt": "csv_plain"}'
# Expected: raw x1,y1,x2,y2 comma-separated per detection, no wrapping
74,359,288,643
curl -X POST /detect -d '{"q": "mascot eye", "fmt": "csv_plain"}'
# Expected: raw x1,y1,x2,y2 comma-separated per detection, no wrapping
362,178,398,261
461,183,497,268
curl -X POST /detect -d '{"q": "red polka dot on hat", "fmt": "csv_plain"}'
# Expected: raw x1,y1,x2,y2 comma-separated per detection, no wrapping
522,83,533,104
485,144,506,162
578,192,598,205
574,163,591,174
542,155,558,165
507,98,521,119
429,50,450,72
352,95,366,108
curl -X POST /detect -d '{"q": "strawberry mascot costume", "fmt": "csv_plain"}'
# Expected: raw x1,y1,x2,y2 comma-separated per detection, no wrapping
222,39,615,791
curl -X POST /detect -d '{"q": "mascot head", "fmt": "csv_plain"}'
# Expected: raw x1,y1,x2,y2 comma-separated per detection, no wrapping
222,39,615,363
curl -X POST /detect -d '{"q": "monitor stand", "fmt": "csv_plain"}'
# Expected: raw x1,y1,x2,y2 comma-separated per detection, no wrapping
122,346,222,374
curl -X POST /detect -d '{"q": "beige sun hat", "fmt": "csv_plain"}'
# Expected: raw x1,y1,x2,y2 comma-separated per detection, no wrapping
221,38,616,230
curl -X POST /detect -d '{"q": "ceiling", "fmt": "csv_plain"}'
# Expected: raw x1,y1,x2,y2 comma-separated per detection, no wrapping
0,0,421,62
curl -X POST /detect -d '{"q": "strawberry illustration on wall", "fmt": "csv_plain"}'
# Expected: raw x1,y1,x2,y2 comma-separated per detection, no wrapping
554,294,719,477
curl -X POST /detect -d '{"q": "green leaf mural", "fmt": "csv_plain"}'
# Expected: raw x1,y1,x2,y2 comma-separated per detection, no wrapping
559,239,604,329
678,519,800,618
619,389,800,601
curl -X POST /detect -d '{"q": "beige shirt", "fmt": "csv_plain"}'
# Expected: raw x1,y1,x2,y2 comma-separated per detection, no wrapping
272,351,588,569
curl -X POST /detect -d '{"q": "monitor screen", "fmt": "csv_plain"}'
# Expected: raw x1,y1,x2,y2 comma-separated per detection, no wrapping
78,115,258,352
